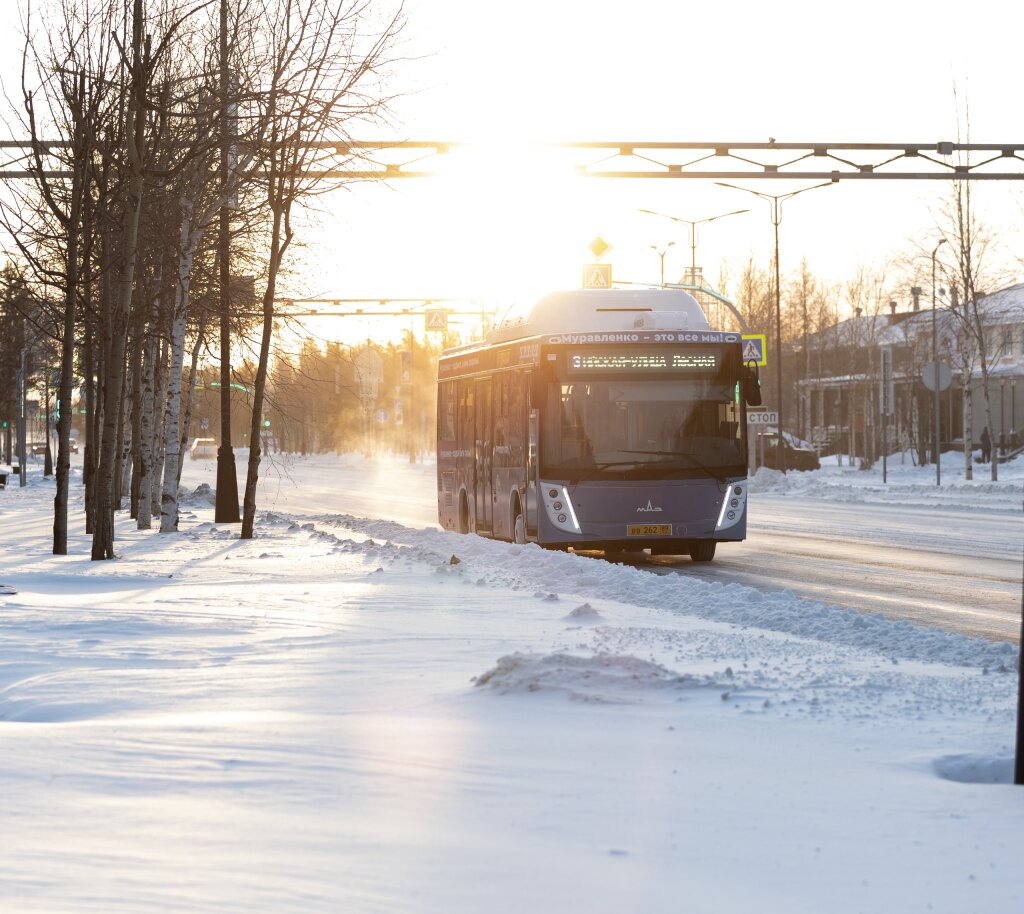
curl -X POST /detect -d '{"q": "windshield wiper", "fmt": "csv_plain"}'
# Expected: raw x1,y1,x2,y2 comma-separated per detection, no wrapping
617,449,728,483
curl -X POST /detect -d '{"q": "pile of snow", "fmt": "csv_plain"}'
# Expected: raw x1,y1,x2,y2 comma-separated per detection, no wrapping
473,651,705,701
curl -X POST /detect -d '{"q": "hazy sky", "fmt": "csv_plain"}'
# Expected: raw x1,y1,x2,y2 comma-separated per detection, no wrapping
306,0,1024,318
3,0,1022,341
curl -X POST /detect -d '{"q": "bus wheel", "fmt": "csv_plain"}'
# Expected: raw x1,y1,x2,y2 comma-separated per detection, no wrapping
688,540,716,563
458,492,471,534
512,502,527,544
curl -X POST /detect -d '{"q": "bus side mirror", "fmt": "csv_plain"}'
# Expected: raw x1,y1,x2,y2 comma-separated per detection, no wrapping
743,364,762,407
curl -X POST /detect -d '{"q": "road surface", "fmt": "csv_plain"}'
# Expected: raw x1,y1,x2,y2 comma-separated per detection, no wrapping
184,455,1023,643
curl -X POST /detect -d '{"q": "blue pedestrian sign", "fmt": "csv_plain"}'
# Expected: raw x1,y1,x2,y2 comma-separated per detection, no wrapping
741,334,767,366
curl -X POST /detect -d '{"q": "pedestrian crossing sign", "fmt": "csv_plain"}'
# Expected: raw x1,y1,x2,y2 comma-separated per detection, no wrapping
425,309,448,332
741,334,767,366
582,263,612,289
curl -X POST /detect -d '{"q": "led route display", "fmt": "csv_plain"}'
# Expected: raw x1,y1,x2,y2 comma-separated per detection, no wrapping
568,348,720,373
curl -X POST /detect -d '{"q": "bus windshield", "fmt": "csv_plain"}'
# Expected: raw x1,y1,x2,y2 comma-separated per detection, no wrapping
542,378,745,480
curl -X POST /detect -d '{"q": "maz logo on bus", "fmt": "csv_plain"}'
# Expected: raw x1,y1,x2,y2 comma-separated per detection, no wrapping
636,500,663,513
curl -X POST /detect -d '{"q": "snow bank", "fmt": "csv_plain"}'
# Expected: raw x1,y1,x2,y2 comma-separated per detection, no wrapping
303,511,1019,671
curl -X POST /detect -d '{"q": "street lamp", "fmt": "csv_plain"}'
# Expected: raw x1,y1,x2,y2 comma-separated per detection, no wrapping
1000,378,1007,456
931,238,948,485
1012,378,1017,442
650,241,675,287
716,180,835,471
639,208,749,284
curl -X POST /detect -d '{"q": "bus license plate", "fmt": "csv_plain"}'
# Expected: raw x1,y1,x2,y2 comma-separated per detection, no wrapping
627,524,672,536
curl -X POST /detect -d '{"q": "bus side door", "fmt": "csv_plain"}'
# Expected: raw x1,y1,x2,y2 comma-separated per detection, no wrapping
474,377,493,532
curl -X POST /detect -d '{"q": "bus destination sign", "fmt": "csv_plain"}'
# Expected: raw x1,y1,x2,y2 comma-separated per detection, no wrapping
569,349,720,373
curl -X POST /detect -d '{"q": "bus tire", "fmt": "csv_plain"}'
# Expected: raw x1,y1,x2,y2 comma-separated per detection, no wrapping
458,491,471,534
688,540,716,563
512,499,527,544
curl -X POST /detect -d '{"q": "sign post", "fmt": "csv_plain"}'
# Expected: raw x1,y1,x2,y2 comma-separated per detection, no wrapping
879,346,894,484
922,360,952,486
747,409,778,471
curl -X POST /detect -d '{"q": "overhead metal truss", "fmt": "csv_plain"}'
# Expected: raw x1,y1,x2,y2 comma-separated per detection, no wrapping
271,297,498,320
5,139,1024,181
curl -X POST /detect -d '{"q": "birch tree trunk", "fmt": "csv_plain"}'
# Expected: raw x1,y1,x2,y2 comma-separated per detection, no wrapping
136,321,159,529
128,295,146,518
176,313,207,499
159,212,196,532
115,348,132,505
151,337,168,518
53,137,84,555
92,3,147,559
963,384,974,481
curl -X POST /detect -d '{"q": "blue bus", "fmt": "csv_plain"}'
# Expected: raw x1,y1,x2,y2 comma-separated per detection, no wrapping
436,289,761,561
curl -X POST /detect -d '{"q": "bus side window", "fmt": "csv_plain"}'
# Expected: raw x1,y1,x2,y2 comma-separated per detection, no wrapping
439,383,456,440
457,381,473,452
507,372,525,466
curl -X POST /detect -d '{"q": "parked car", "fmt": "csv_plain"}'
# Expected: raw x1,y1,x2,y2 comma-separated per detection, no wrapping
190,437,217,459
30,441,47,456
756,432,821,471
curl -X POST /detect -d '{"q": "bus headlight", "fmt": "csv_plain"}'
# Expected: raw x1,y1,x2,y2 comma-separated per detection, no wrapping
542,483,581,534
716,479,747,532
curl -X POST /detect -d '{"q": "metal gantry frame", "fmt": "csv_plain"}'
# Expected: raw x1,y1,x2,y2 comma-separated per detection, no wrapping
271,297,497,320
5,139,1024,181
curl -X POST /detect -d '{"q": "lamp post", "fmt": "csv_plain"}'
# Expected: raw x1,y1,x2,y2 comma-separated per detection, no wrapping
639,208,749,284
931,238,947,485
1000,378,1007,456
717,180,835,471
1012,378,1017,441
650,242,674,287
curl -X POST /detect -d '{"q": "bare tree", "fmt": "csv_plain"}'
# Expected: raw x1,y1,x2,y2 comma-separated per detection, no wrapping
933,90,1018,482
1,0,122,553
239,0,405,539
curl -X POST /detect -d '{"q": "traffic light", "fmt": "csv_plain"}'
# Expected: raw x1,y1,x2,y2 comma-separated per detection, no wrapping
1,420,7,428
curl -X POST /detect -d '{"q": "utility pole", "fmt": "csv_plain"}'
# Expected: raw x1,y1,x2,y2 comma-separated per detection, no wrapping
215,0,240,522
931,239,947,485
717,180,835,471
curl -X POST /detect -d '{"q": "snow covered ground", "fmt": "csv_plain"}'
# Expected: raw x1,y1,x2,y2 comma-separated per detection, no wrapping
1,453,1022,913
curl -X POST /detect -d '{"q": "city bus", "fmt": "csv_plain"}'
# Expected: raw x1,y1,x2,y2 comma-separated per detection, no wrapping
436,288,761,561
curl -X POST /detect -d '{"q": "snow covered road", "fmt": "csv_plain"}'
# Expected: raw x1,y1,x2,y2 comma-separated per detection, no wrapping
179,451,1024,642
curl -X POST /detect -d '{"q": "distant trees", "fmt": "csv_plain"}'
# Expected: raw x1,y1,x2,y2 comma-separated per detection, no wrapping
255,334,441,456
